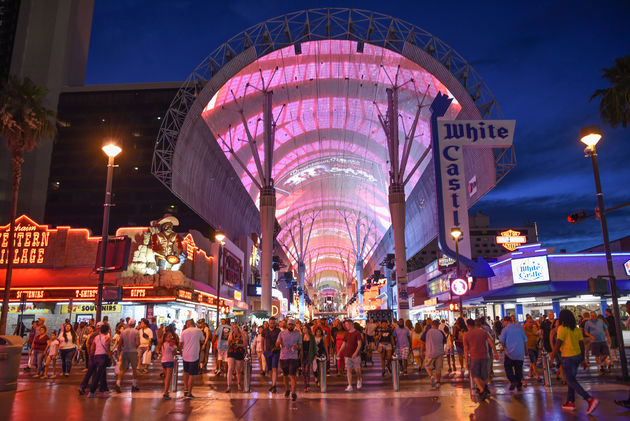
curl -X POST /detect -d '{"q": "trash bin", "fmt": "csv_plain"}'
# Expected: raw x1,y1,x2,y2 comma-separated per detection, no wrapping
0,335,22,391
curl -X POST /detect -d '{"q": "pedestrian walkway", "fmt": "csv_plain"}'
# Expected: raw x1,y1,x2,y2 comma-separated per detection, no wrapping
3,352,629,420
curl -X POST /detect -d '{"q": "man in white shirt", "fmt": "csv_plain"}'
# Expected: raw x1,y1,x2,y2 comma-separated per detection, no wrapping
180,319,205,399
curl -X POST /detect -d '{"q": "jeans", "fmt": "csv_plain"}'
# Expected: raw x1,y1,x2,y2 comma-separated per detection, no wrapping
33,350,46,375
60,348,74,374
81,354,108,392
90,355,108,393
504,355,524,386
561,355,591,403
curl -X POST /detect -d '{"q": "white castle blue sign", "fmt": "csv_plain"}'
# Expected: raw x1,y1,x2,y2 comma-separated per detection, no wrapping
511,255,551,284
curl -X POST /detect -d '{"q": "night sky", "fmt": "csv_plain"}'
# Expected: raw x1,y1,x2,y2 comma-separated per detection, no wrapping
86,0,630,252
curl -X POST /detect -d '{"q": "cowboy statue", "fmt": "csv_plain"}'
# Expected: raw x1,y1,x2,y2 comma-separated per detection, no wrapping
150,215,185,271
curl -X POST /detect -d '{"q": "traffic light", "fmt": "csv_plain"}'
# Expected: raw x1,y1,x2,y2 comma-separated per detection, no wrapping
567,209,587,224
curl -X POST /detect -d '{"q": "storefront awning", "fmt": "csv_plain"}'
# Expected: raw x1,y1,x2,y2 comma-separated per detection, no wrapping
482,280,630,302
0,267,117,288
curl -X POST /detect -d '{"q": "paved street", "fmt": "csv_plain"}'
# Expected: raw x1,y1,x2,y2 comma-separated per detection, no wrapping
3,354,630,420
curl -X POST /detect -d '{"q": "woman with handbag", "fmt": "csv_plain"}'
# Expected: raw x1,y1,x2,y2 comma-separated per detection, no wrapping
88,324,113,398
138,319,154,374
226,323,249,392
312,326,327,388
301,324,316,392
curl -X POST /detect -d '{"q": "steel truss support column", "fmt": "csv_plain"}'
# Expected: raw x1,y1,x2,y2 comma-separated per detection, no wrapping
260,186,276,313
388,183,408,319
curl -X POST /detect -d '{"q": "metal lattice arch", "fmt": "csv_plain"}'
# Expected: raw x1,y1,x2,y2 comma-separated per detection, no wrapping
152,8,516,296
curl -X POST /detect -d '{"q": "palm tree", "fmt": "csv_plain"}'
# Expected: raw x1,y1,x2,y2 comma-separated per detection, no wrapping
0,76,56,334
590,55,630,128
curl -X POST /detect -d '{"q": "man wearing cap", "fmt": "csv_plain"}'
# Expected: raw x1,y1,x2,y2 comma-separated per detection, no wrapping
151,215,185,271
114,318,140,393
276,319,302,401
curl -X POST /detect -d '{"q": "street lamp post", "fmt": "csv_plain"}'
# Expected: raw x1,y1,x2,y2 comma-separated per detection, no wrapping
96,139,122,323
580,126,628,380
451,227,463,317
215,233,225,330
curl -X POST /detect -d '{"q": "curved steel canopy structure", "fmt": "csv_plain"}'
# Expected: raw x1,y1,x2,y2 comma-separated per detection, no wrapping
152,9,515,297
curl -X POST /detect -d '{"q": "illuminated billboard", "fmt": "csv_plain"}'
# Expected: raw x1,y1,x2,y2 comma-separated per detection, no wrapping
511,256,550,284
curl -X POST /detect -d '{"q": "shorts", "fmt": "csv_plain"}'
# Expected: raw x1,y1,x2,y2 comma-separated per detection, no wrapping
162,361,174,369
378,343,392,352
398,347,410,360
120,351,138,370
470,359,489,381
217,349,228,360
446,347,454,356
455,345,464,355
345,356,361,370
367,335,375,343
279,359,299,376
424,355,443,372
183,360,200,375
590,341,609,357
527,349,539,365
265,351,280,370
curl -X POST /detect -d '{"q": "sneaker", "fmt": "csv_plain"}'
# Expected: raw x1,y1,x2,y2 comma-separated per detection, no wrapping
32,374,39,378
113,384,121,393
345,385,353,392
64,373,69,377
291,393,297,401
357,379,362,389
131,386,140,392
586,398,599,415
509,383,516,391
561,402,575,411
163,394,171,400
78,388,86,395
516,385,523,392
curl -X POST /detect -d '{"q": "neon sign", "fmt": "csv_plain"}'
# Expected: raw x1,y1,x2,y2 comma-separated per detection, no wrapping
496,229,527,251
450,278,468,296
624,259,630,276
0,215,52,266
511,256,550,284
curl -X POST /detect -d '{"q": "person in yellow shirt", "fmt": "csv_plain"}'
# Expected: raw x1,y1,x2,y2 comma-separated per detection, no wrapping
550,310,598,415
523,315,541,382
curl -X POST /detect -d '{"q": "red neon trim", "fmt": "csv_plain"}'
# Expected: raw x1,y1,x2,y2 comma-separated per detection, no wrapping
121,285,154,290
0,286,98,291
122,297,176,302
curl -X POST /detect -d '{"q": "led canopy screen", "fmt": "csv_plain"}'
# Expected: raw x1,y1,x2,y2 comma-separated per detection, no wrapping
202,39,463,294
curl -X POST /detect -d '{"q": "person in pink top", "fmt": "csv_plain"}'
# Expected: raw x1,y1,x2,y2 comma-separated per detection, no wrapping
160,327,179,400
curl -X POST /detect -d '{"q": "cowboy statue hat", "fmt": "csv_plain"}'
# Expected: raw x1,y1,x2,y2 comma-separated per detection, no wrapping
157,214,179,226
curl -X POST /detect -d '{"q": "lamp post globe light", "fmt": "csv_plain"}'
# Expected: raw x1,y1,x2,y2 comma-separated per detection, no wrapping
450,227,464,317
215,232,226,330
96,138,122,323
580,126,628,380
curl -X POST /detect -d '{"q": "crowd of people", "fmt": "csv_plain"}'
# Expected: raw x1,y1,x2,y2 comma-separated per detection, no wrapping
17,302,630,415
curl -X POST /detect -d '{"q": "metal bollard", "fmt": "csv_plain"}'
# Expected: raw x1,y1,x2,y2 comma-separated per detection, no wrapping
319,356,327,393
392,354,400,391
542,351,552,388
244,355,251,392
171,357,178,392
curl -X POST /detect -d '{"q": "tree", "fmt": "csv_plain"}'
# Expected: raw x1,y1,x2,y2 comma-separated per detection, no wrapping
0,76,56,334
591,55,630,128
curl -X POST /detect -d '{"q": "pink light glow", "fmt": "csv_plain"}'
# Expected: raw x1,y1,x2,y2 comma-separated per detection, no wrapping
202,40,463,290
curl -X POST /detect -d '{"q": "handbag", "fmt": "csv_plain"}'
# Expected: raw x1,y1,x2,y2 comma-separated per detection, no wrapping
142,349,152,365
